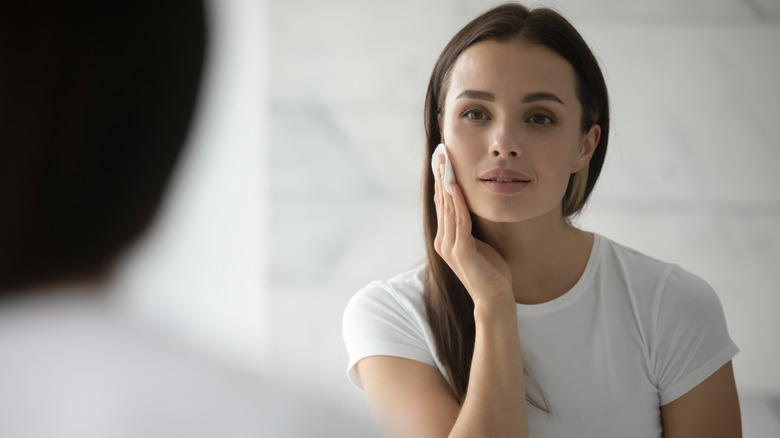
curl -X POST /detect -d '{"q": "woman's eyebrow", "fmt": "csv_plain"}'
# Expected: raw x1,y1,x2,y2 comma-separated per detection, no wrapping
456,90,495,101
455,90,565,106
522,92,565,106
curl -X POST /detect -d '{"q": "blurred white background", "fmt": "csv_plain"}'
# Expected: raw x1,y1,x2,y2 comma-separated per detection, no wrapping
111,0,780,436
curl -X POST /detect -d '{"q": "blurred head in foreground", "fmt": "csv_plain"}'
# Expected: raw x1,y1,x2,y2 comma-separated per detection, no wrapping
0,0,207,296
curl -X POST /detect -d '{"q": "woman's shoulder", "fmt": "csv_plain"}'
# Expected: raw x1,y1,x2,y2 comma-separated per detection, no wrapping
595,236,739,404
342,263,438,388
593,233,725,331
345,263,428,317
595,233,673,273
595,234,711,290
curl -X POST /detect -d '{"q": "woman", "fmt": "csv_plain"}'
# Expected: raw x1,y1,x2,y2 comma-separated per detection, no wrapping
342,3,740,437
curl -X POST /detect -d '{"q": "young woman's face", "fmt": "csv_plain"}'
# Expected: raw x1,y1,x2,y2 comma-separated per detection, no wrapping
439,40,599,224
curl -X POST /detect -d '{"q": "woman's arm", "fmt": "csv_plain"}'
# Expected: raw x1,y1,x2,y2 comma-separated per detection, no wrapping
357,356,460,438
356,161,528,437
453,295,527,437
357,296,526,438
660,361,741,437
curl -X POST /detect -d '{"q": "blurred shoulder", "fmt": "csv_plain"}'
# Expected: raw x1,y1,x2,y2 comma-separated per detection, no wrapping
345,263,427,317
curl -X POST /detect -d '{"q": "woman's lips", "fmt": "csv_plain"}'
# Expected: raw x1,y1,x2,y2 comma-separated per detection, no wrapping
481,179,529,194
478,168,531,195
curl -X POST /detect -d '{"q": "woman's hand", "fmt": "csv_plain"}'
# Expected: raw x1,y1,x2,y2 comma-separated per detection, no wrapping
433,154,513,304
355,155,528,438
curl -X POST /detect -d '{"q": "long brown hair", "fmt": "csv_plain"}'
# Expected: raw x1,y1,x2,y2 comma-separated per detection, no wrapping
422,3,610,407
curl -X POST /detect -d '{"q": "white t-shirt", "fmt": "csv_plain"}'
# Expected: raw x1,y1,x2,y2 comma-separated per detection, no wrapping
342,233,738,438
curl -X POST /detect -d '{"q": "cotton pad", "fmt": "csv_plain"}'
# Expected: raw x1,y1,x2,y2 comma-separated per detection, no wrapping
431,143,455,195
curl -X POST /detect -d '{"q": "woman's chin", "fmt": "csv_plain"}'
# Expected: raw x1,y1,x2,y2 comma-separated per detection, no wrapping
471,202,565,226
471,208,529,225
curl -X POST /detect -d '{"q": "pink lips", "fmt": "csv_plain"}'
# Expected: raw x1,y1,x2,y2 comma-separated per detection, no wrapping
478,168,531,195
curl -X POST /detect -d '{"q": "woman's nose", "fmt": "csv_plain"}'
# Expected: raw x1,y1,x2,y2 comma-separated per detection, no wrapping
490,147,519,157
488,121,521,157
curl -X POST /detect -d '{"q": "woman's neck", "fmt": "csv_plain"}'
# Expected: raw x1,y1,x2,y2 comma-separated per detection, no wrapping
474,210,593,305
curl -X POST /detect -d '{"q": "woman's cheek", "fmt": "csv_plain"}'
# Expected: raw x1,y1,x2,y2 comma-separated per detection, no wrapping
444,123,485,194
449,153,479,210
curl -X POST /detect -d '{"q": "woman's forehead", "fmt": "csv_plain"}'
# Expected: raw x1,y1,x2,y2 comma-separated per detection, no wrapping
445,40,578,105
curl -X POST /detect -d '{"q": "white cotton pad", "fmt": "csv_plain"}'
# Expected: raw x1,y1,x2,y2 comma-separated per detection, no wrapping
431,143,455,195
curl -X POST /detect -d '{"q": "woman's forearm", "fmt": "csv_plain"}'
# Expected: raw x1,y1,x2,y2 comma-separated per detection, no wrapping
449,295,528,438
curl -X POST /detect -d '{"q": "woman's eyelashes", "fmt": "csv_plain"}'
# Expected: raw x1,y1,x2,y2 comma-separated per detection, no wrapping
460,108,490,121
456,105,556,125
527,113,554,125
460,108,555,125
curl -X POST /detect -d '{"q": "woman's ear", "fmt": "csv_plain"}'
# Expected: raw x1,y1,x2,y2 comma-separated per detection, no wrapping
571,124,601,173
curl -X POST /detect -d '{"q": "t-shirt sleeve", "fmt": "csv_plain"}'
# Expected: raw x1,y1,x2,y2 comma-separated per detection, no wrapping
652,265,739,405
342,281,437,390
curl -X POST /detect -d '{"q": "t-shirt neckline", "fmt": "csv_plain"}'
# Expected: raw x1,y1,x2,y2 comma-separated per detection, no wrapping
514,232,602,314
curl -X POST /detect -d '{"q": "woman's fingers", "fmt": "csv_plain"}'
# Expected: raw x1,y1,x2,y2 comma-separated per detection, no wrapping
440,164,456,259
434,157,474,268
434,153,455,261
433,162,443,254
450,182,472,255
433,153,472,269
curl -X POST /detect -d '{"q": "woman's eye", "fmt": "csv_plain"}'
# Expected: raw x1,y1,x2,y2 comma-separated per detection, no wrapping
529,113,553,125
462,109,488,120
